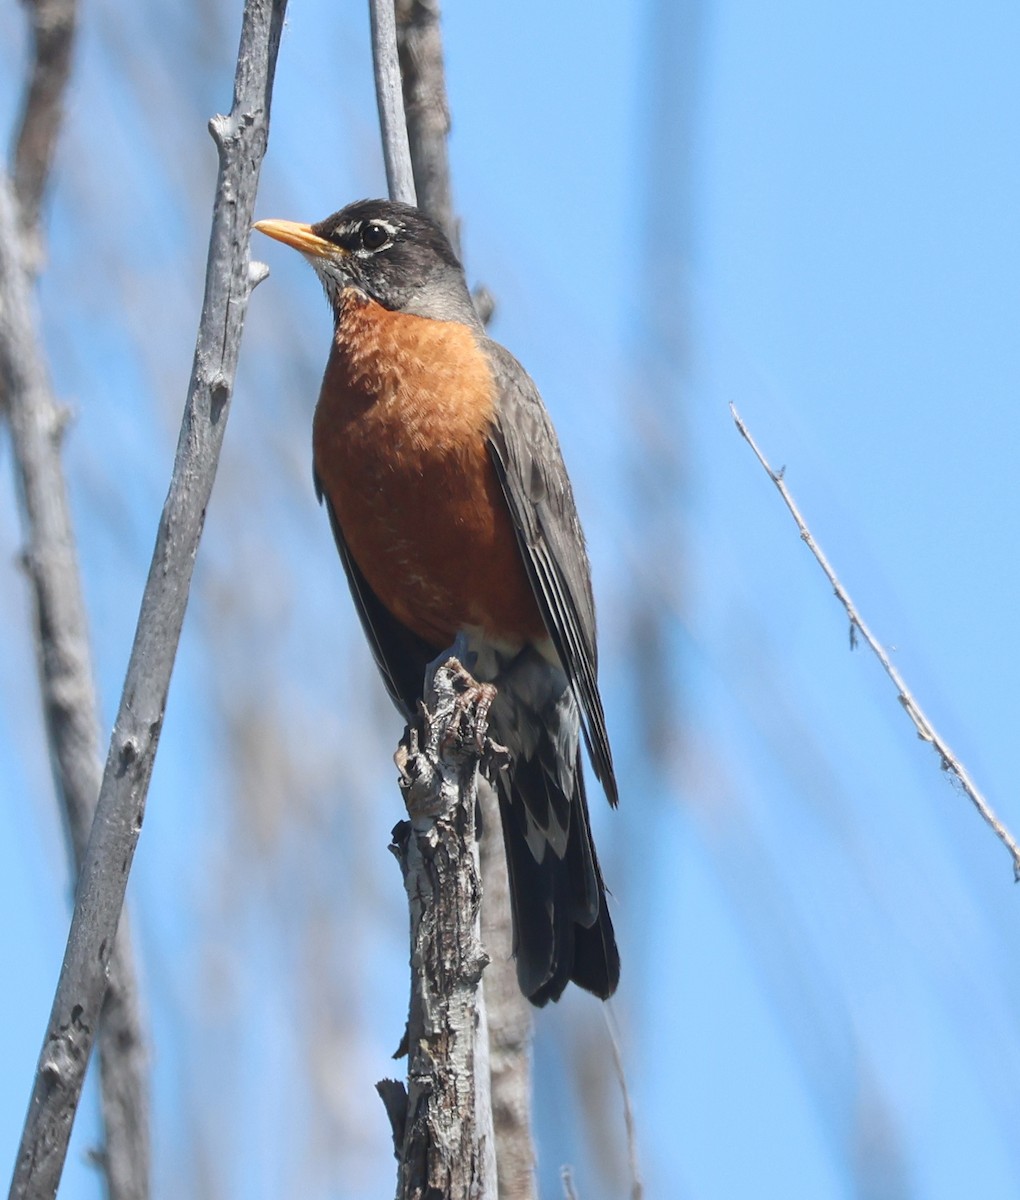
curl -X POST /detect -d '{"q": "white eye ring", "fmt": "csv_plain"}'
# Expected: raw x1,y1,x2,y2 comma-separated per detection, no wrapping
359,221,393,253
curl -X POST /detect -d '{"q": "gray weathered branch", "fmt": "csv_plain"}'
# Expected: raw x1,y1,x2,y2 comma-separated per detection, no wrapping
7,2,287,1195
382,658,497,1200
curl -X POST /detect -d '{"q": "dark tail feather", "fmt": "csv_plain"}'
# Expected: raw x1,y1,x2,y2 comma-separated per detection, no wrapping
498,755,619,1007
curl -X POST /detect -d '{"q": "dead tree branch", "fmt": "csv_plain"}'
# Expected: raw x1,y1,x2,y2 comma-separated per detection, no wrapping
380,658,497,1199
731,403,1020,880
7,2,287,1195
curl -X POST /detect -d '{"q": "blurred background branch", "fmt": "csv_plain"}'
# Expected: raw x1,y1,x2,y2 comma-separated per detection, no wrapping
394,0,455,247
0,164,149,1200
10,0,76,273
1,0,149,1193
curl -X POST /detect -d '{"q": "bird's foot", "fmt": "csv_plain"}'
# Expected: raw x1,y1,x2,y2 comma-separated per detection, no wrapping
396,657,497,821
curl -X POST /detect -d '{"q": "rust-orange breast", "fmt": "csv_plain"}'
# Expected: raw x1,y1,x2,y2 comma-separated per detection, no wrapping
312,292,545,650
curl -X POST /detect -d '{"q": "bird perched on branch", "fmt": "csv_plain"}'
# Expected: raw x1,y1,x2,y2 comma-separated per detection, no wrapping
254,199,619,1005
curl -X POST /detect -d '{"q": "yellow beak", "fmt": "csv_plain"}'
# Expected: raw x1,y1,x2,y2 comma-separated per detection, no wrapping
252,219,342,259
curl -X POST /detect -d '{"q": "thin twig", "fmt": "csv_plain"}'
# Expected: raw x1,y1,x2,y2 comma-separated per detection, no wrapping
603,1004,643,1200
8,3,287,1195
369,0,416,205
731,403,1020,880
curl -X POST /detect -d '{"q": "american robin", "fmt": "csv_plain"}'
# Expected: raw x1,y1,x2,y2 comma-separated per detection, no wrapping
253,199,619,1005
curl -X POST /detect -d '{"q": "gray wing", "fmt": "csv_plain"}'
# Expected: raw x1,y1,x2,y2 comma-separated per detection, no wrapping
482,338,618,807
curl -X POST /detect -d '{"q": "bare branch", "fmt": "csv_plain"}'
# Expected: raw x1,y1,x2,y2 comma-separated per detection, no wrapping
369,0,416,206
387,658,497,1199
7,3,288,1194
731,403,1020,880
10,0,77,271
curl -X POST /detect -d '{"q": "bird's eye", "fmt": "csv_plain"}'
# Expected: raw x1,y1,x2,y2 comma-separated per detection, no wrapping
361,222,389,251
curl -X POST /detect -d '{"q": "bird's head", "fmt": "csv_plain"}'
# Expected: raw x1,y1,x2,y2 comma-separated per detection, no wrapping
253,198,479,327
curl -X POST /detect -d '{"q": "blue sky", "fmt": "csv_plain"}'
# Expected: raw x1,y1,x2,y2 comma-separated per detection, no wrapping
2,1,1019,1197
